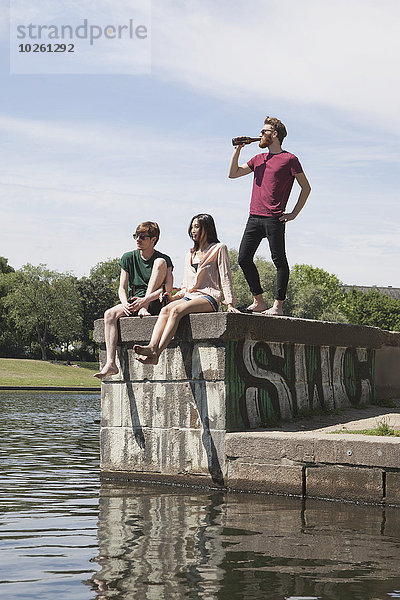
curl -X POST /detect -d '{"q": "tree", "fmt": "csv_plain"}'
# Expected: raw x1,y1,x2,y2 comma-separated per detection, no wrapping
342,288,400,331
0,257,14,275
228,251,348,322
73,258,121,359
286,264,348,322
77,274,119,358
89,258,121,293
0,258,24,357
4,264,82,360
228,249,276,308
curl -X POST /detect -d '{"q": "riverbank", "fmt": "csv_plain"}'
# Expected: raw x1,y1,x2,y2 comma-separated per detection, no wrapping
0,358,100,389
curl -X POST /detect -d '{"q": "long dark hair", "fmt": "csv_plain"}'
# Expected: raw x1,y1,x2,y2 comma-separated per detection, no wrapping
188,214,220,253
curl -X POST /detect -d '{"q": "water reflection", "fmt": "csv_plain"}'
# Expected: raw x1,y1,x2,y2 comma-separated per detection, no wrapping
2,391,400,600
0,391,100,600
93,483,400,600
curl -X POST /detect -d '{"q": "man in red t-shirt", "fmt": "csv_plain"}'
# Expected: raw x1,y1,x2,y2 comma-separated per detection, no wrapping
228,116,311,315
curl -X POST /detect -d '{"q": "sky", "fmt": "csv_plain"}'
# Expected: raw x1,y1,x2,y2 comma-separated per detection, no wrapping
1,0,400,288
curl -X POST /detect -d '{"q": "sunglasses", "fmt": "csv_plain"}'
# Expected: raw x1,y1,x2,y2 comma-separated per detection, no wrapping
260,129,274,135
133,233,150,240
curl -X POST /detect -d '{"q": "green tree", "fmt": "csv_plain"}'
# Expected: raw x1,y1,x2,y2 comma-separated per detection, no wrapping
0,258,24,357
4,264,82,360
342,288,400,331
89,258,120,294
228,251,348,321
0,257,14,275
77,274,119,359
286,264,348,321
228,249,276,308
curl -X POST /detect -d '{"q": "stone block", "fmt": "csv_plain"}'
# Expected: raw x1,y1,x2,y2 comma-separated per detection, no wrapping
385,472,400,504
306,465,383,502
94,312,387,351
119,381,226,430
101,382,122,427
100,343,225,382
313,435,400,469
100,426,226,483
225,432,316,464
226,459,303,495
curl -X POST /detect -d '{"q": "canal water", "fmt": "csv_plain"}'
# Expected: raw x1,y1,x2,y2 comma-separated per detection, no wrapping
1,392,400,600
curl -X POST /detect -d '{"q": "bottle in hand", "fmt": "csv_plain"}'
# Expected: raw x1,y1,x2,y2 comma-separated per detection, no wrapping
232,136,261,146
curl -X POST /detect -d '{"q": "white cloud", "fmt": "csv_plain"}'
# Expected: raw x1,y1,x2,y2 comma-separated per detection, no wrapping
151,0,400,132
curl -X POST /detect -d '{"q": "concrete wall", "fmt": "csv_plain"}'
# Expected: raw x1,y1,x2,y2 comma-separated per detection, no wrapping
94,313,400,499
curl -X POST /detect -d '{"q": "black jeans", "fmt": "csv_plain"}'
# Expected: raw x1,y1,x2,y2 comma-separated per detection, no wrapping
238,214,289,301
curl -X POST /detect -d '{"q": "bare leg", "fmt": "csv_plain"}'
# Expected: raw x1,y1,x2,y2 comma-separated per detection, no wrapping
134,305,171,356
135,297,213,365
247,293,267,312
262,299,284,316
94,304,126,379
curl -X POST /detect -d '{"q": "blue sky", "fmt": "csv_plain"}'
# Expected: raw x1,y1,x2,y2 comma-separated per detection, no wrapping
1,0,400,287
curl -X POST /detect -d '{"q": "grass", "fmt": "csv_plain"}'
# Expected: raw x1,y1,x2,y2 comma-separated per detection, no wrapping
0,358,101,388
332,417,400,437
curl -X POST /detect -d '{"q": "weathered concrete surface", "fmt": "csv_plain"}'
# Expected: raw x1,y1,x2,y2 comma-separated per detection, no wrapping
306,465,383,502
94,313,400,502
94,312,398,348
376,345,400,399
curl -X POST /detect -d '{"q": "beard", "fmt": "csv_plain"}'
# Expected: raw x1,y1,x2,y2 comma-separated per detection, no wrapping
259,138,269,149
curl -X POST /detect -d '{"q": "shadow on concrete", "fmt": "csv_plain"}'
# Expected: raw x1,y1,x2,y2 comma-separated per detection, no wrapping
179,317,225,486
119,345,146,449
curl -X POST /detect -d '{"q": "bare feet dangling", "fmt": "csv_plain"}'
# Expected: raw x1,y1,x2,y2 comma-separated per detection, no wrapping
135,353,159,365
133,344,155,356
93,364,119,380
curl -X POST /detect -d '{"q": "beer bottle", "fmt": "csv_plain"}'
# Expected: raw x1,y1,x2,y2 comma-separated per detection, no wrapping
232,136,261,146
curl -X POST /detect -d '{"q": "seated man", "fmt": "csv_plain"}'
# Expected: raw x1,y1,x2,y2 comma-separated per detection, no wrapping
94,221,173,379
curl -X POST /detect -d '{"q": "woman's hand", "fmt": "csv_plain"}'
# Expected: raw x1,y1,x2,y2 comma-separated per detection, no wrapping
227,304,240,313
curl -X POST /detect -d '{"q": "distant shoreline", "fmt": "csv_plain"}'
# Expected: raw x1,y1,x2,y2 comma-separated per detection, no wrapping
0,385,100,392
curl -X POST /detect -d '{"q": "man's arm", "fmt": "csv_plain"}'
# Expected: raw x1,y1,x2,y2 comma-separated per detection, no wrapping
279,172,311,222
164,266,173,293
228,145,252,178
129,262,173,311
118,269,135,315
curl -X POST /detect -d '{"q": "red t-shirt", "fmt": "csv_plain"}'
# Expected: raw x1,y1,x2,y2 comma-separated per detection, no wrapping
247,151,303,216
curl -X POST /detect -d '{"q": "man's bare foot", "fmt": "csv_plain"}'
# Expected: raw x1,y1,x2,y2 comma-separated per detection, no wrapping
247,301,267,313
133,344,155,356
93,364,119,379
262,305,283,316
135,353,159,365
138,307,151,317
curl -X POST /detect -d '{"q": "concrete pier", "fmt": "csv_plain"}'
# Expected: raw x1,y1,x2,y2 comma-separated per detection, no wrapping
94,313,400,503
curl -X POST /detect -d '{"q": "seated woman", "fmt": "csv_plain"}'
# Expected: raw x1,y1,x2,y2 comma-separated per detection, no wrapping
134,213,239,365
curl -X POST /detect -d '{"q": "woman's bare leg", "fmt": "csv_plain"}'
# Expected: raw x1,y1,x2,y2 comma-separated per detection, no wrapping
135,297,213,365
133,304,172,356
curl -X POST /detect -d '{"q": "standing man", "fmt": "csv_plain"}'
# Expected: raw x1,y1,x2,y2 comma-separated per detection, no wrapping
228,117,311,315
94,221,173,379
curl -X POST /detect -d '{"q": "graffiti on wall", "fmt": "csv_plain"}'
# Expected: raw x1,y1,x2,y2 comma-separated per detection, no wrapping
225,340,375,431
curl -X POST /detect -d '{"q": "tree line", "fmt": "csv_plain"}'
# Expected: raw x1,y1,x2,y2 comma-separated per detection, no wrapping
1,253,399,361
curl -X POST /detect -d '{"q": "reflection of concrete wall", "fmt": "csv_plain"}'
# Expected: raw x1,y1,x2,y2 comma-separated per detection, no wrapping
91,483,400,599
94,484,225,600
94,313,400,496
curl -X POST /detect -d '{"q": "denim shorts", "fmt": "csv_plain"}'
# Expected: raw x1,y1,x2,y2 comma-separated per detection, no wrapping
183,294,218,312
